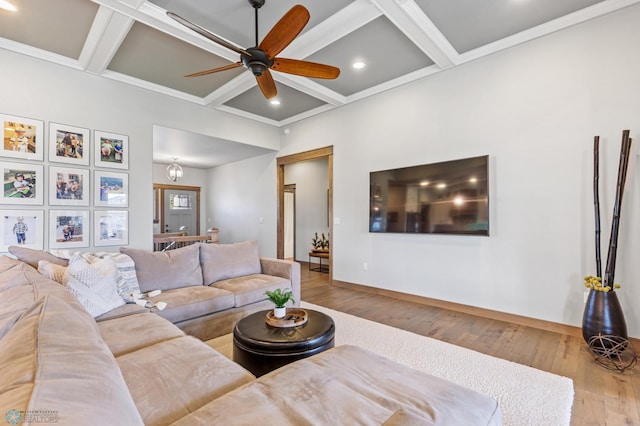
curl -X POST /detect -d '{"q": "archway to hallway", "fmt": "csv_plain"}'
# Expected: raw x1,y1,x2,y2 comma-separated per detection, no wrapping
276,146,333,281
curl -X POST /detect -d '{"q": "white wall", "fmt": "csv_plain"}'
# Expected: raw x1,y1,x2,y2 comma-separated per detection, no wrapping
0,48,279,251
285,158,329,262
152,162,208,235
210,5,640,337
206,152,278,254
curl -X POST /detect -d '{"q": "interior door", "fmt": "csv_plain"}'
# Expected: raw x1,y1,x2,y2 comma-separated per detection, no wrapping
163,188,197,234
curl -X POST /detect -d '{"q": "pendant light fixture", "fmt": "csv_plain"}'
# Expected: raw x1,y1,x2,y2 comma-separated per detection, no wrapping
166,158,183,182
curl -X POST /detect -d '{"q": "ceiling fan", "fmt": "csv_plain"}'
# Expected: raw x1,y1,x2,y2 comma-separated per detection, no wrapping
167,0,340,99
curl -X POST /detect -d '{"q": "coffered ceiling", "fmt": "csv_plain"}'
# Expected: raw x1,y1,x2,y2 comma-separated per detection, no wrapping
1,0,635,128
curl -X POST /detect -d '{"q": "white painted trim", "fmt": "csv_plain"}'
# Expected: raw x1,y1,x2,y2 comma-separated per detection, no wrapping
274,74,347,106
101,70,207,105
0,38,83,70
459,0,640,63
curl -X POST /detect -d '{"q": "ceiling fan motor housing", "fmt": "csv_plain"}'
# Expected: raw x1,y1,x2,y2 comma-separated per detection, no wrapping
242,47,273,76
249,0,265,9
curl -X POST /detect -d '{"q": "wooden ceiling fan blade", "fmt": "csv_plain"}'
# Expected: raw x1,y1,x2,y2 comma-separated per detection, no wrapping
167,11,250,57
272,58,340,79
185,62,243,77
256,69,277,99
259,5,309,59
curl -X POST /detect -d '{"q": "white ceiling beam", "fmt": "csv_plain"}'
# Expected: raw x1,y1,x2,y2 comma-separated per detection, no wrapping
0,38,82,70
369,0,456,69
90,0,238,62
281,0,383,59
274,74,346,106
101,69,207,105
80,6,135,74
202,73,256,107
459,0,640,64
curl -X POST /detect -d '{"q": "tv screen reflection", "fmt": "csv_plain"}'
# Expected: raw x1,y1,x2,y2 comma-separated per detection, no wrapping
369,155,489,235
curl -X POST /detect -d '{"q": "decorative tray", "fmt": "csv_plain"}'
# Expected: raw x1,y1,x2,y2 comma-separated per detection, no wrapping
265,308,308,328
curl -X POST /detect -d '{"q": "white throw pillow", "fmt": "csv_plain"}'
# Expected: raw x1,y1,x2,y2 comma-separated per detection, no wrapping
63,255,125,318
38,260,67,284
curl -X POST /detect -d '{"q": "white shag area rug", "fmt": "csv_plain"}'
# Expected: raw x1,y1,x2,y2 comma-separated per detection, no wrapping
207,302,574,426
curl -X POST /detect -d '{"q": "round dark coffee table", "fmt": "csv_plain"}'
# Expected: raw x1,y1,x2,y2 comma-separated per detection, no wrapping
233,309,335,377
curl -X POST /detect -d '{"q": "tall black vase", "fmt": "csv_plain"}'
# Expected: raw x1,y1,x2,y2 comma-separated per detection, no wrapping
582,289,628,344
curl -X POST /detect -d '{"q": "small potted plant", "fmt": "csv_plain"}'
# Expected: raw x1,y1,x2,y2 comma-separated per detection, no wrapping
265,288,295,318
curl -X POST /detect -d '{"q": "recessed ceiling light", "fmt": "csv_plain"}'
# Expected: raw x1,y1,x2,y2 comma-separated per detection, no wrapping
270,99,280,106
352,61,366,70
0,1,16,11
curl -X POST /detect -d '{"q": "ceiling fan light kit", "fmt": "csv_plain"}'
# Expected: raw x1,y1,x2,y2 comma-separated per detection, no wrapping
167,0,340,99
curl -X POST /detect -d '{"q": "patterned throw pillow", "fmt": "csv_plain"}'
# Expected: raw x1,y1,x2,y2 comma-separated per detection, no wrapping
63,255,125,318
37,260,67,284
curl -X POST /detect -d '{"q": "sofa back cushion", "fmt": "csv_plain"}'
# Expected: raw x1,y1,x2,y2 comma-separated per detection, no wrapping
0,294,143,425
200,240,261,285
120,244,203,292
8,246,68,269
0,256,97,340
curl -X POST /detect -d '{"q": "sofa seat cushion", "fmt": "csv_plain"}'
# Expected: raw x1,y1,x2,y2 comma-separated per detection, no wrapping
211,274,291,307
200,240,261,284
117,335,255,426
98,312,186,357
95,303,148,322
172,345,501,426
0,295,143,425
149,285,235,323
120,244,203,292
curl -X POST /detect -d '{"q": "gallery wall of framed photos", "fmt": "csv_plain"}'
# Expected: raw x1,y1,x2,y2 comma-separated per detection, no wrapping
0,112,130,252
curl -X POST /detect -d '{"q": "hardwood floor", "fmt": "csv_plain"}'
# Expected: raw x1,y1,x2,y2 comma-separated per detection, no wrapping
300,265,640,426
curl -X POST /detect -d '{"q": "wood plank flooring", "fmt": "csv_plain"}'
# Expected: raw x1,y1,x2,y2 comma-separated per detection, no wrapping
300,265,640,426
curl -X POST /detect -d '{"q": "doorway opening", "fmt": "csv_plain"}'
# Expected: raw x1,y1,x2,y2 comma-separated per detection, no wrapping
284,184,296,261
277,146,333,280
153,183,200,235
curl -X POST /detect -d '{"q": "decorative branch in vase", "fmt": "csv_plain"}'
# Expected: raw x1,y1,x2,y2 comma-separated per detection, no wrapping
582,130,632,346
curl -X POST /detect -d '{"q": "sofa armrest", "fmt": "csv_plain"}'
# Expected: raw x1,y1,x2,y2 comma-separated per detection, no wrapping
259,258,301,307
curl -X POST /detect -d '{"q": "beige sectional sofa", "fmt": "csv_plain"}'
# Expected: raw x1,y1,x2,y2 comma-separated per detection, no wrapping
0,250,502,425
9,240,300,341
120,241,301,341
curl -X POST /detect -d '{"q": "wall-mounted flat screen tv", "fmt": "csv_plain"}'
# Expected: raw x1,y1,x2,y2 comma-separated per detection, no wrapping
369,155,489,235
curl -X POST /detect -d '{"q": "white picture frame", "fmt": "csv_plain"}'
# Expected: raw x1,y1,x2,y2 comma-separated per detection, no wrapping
94,170,128,207
94,130,128,169
48,209,89,249
49,166,90,206
0,162,44,205
48,122,90,165
94,210,128,247
0,209,44,252
0,113,44,161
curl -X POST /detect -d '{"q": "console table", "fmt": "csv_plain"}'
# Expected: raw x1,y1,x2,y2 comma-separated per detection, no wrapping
308,251,329,273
